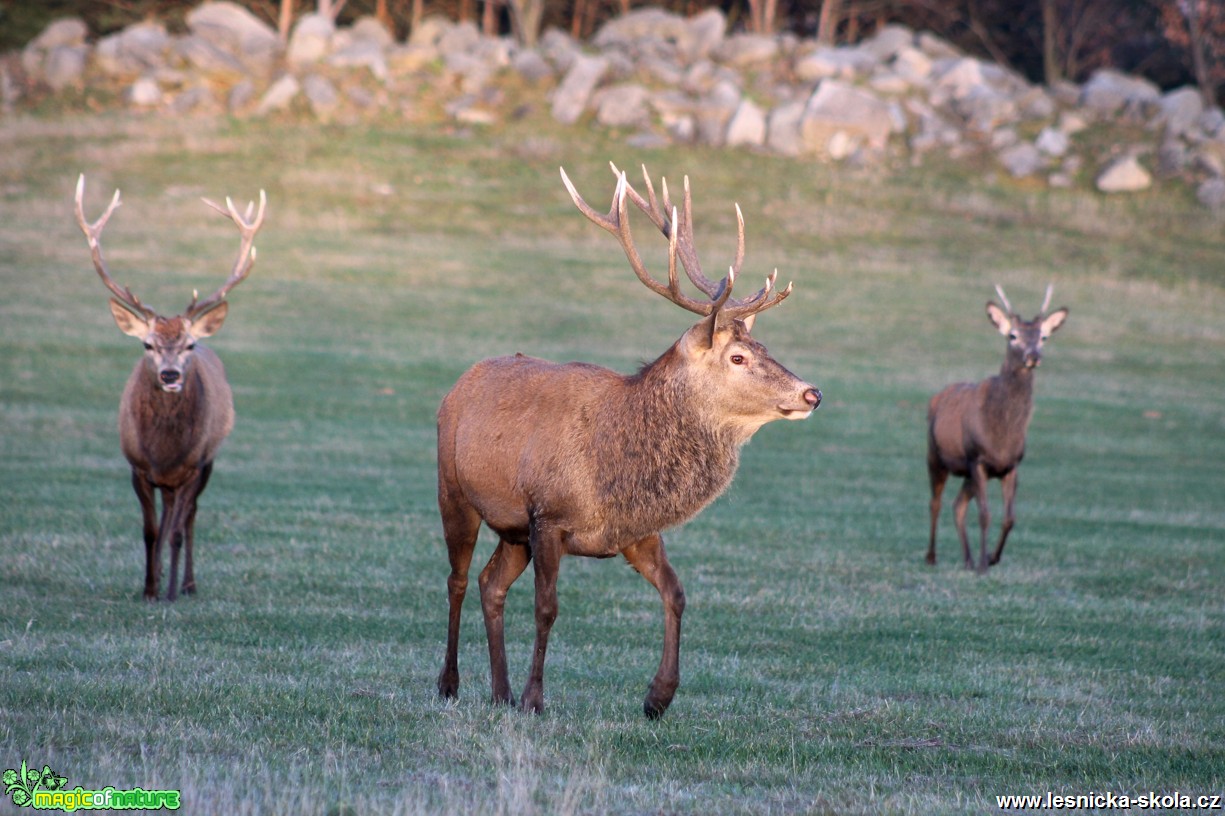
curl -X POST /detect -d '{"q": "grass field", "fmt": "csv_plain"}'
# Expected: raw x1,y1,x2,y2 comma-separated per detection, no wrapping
1,106,1223,815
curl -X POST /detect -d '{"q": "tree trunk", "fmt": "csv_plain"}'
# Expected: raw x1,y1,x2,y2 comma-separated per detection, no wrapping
816,0,841,46
506,0,545,46
1042,0,1062,84
278,0,296,42
1183,0,1216,108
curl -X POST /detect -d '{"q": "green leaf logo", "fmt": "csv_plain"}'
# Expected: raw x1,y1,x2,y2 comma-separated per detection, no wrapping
3,760,68,808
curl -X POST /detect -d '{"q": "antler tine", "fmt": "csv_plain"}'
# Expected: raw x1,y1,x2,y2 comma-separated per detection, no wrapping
1039,283,1054,314
721,269,795,322
993,283,1014,315
74,174,153,318
564,166,711,314
586,163,795,322
188,189,267,318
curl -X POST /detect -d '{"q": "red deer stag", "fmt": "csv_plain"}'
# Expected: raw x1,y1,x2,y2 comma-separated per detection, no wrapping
436,163,820,718
926,284,1068,573
75,174,266,601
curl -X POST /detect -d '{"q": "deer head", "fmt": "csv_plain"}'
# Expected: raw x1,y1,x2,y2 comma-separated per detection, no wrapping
987,284,1069,372
560,163,819,431
75,175,266,393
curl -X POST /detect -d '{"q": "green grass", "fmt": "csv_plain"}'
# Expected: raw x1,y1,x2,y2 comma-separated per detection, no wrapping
1,108,1224,815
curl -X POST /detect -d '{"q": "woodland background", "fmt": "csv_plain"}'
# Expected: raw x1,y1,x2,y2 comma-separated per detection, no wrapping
2,0,1223,106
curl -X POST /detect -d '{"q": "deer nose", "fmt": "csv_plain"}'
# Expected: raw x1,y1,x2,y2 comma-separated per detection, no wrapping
803,388,821,408
160,370,181,385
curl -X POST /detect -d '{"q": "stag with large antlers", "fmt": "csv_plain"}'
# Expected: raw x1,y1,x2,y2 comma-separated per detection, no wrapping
926,284,1069,573
435,163,820,718
75,174,266,601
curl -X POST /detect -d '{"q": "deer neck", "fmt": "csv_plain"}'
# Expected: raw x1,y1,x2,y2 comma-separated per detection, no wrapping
985,362,1035,434
593,348,742,537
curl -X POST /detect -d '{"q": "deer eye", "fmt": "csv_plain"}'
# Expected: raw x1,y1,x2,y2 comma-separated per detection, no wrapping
1008,332,1019,341
730,354,746,365
186,343,196,351
143,342,153,350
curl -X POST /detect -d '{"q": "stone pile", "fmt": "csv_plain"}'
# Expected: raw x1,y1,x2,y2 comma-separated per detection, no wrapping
10,1,1225,208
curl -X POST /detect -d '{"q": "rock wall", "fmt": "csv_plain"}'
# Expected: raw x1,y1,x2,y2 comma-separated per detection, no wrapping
9,1,1225,208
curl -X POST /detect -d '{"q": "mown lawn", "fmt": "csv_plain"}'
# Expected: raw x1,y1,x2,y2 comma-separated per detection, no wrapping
1,107,1223,814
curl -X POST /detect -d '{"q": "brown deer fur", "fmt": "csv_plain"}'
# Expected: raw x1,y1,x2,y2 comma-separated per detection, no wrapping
926,285,1068,573
436,165,820,718
76,175,265,601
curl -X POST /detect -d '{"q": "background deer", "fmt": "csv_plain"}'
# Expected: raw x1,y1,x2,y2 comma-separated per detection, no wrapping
75,175,266,601
435,163,820,718
926,284,1068,573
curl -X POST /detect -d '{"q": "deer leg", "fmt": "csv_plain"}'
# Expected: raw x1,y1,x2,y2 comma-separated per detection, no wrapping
969,464,991,574
990,470,1019,566
164,472,207,603
622,533,686,720
437,489,482,700
478,539,530,706
132,471,159,601
926,463,949,565
520,523,563,714
150,486,175,600
180,462,212,596
952,478,975,570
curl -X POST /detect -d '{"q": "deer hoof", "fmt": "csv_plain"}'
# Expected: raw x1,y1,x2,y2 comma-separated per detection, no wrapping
520,690,544,715
437,671,459,699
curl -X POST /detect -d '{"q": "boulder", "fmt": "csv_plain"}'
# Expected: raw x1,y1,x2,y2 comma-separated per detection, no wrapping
725,98,766,148
302,73,340,119
1196,177,1225,210
684,8,727,62
43,46,90,91
95,22,172,77
800,79,894,154
997,142,1044,178
255,73,301,115
764,100,803,155
713,34,779,68
551,54,608,125
28,18,89,50
127,76,163,107
1095,155,1152,193
1158,86,1204,137
593,83,651,128
1080,69,1160,116
287,14,334,66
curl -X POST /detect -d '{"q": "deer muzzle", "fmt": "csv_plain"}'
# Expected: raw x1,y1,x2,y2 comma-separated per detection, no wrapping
779,386,821,419
159,368,184,392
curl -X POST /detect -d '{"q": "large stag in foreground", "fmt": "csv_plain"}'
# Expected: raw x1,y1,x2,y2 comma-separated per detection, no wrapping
926,285,1068,573
75,175,266,601
436,163,820,718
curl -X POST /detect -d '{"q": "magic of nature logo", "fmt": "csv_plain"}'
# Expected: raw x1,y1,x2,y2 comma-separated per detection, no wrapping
4,760,180,811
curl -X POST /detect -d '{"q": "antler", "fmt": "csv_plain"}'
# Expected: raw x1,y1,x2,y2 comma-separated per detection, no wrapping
992,284,1014,316
185,190,268,319
1039,283,1054,314
75,174,155,319
559,163,792,323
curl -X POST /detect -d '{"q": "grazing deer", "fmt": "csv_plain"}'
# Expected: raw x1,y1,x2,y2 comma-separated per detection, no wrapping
435,163,820,718
926,284,1068,573
75,175,266,601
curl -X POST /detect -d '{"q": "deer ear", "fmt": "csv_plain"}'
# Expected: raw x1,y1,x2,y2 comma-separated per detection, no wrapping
680,312,720,356
110,299,149,338
986,302,1012,336
1041,307,1068,336
189,302,228,339
741,313,756,333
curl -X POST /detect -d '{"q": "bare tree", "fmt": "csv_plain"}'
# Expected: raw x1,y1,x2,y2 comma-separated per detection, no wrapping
506,0,546,45
1159,0,1225,107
